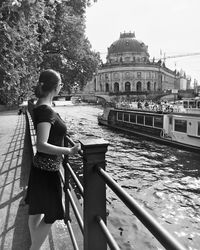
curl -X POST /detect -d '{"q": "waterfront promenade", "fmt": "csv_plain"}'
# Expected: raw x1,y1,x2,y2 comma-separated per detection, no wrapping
0,110,77,250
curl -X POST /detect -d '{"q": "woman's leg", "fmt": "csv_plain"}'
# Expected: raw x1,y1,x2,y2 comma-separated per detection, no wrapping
29,214,52,250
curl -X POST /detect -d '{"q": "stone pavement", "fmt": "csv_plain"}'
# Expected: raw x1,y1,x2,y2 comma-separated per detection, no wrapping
0,110,83,250
0,110,31,250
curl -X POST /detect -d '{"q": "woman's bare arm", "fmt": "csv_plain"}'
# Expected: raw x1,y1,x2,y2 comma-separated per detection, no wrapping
36,122,79,155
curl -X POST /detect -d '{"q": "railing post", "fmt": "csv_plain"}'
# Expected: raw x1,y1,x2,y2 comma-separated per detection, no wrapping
80,138,109,250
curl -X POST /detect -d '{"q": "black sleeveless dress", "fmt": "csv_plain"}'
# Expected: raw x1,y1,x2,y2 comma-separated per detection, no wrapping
25,105,67,223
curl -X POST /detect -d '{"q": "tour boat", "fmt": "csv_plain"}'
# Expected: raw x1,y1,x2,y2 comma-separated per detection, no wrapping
98,99,200,153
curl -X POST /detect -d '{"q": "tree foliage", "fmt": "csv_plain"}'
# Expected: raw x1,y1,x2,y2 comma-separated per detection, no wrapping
0,0,100,106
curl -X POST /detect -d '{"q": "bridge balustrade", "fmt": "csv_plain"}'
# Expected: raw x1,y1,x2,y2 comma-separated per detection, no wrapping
26,101,186,250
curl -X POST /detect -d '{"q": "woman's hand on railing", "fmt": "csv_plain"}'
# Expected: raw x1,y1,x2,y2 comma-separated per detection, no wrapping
69,143,81,155
64,135,83,156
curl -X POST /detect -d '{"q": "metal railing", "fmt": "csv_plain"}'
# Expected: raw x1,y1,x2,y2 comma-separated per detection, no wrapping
26,101,187,250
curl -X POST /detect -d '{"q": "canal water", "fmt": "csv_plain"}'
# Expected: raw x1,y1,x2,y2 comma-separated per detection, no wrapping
55,103,200,250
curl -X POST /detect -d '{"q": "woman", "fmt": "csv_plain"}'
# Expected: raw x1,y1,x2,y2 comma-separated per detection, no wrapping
25,69,80,250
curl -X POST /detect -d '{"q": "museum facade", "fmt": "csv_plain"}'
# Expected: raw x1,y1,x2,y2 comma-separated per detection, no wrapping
84,32,190,97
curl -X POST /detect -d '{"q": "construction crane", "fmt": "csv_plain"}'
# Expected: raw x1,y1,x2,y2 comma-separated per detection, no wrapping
156,52,200,62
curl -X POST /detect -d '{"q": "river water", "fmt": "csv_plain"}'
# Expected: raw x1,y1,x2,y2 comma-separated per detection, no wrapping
55,103,200,250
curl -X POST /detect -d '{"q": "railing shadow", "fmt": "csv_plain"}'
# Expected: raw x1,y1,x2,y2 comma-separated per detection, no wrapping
11,113,33,250
0,114,31,250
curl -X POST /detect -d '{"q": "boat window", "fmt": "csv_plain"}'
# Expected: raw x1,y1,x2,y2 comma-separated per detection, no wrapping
137,115,144,124
124,113,129,122
174,119,187,133
183,101,188,108
117,112,123,121
198,122,200,136
130,114,136,123
145,116,153,126
197,101,200,109
189,101,195,108
154,116,163,128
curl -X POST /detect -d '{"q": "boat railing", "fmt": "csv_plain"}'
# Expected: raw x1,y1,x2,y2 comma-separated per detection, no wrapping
115,102,187,113
26,101,187,250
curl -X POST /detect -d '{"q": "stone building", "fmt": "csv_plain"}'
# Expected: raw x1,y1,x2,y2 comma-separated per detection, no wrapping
83,31,190,100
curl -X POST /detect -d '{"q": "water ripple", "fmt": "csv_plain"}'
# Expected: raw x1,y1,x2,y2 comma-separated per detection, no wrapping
56,105,200,250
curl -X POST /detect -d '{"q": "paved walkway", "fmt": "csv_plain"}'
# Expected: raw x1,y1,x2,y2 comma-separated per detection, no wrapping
0,110,31,250
0,110,82,250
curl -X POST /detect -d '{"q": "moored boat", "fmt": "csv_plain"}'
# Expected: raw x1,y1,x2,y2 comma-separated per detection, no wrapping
98,104,200,153
71,96,82,104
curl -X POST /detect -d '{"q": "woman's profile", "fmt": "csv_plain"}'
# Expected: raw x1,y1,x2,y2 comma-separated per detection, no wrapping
25,69,80,250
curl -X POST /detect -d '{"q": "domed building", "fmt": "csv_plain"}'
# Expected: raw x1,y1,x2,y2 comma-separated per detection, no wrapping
106,32,149,65
83,31,190,101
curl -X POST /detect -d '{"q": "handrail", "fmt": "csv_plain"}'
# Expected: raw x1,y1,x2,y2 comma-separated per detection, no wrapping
65,135,83,156
66,220,80,250
96,166,186,250
66,162,83,196
67,188,84,233
59,167,65,185
96,216,120,250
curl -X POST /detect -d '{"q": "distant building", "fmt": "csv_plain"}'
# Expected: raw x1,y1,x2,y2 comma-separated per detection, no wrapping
194,80,200,96
193,79,198,89
84,31,190,97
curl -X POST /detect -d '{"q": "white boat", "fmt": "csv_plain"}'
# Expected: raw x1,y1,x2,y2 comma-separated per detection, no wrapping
71,96,82,104
52,95,72,106
98,99,200,153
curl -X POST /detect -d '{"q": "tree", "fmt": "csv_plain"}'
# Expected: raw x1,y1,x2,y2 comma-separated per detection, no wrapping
0,0,99,105
41,0,101,93
0,0,50,105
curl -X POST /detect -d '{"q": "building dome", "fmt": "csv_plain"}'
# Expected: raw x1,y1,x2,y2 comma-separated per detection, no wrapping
108,32,148,55
106,32,149,64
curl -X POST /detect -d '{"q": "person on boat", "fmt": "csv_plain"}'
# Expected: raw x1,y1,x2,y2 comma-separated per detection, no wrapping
137,100,142,109
25,69,80,250
144,101,149,110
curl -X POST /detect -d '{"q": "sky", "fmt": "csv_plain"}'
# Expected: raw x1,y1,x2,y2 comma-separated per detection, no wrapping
85,0,200,84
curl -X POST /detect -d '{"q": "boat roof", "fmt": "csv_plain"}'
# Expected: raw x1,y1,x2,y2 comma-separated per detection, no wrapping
114,108,200,117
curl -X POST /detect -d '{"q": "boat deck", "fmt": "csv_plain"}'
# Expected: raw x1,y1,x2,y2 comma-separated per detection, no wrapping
115,107,200,117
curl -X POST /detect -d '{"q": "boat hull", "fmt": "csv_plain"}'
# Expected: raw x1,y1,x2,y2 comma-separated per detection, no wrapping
98,108,200,154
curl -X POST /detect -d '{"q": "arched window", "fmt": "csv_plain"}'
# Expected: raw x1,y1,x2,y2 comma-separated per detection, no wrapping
125,82,131,92
136,81,142,92
106,83,109,92
147,81,151,91
154,82,157,91
114,82,119,93
100,83,103,92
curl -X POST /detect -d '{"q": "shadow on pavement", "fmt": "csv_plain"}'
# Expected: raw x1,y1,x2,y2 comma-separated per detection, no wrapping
0,112,74,250
0,114,31,250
